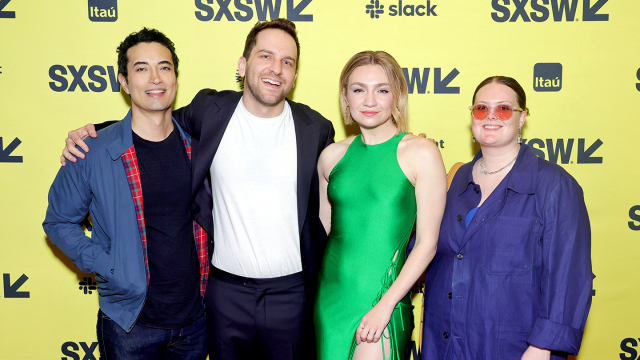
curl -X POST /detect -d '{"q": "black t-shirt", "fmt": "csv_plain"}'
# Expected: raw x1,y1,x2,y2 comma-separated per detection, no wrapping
132,126,203,329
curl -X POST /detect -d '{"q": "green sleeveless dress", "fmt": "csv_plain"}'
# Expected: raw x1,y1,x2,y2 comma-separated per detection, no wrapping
314,133,417,360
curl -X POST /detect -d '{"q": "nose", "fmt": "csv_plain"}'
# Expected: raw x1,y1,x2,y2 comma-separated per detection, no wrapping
363,89,376,107
149,67,161,84
269,59,283,76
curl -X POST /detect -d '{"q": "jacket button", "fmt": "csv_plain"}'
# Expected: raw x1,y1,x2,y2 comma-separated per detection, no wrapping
443,332,449,339
243,280,248,286
110,269,114,274
456,253,464,260
448,292,452,299
457,215,462,222
474,187,479,193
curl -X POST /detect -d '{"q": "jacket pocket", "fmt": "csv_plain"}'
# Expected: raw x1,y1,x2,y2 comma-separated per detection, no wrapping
483,216,538,275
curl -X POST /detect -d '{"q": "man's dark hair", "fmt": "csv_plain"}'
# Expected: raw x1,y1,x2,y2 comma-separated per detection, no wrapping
117,28,179,80
242,18,300,70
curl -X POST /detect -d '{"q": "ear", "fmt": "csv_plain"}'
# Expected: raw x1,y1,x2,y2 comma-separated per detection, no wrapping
519,109,527,128
118,74,130,95
238,57,247,77
292,71,298,88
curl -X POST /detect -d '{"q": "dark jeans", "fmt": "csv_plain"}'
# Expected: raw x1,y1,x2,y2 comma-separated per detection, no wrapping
97,309,207,360
206,267,308,360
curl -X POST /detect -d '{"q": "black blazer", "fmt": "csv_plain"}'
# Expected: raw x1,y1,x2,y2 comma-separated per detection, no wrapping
173,89,335,297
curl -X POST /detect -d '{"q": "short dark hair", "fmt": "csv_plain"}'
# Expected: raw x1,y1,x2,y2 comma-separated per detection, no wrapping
472,76,530,115
242,18,300,70
117,28,179,80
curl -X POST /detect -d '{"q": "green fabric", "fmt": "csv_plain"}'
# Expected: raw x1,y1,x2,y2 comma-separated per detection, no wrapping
314,133,417,360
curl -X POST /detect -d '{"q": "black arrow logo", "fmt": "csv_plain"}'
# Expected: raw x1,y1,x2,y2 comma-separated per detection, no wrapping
583,0,608,21
434,68,460,94
0,137,23,163
577,138,603,164
3,274,29,298
287,0,313,21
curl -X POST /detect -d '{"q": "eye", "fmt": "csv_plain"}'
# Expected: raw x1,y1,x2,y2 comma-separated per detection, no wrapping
135,67,146,72
352,88,364,93
379,89,390,94
497,105,511,111
475,104,487,110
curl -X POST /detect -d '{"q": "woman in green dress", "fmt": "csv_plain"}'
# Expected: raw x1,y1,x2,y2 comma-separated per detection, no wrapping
314,51,447,360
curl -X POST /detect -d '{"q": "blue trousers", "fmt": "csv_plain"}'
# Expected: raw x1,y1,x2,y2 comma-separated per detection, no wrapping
97,309,207,360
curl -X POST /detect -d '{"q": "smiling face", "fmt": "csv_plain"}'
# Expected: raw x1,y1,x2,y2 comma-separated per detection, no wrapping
238,28,298,115
471,82,526,149
118,42,177,115
344,64,395,130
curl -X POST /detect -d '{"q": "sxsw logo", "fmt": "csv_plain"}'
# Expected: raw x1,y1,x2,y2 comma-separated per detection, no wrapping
49,65,120,93
403,68,460,94
61,341,99,360
533,63,562,92
491,0,609,22
629,206,640,231
88,0,117,22
621,338,640,360
365,0,437,19
523,138,602,164
636,68,640,92
195,0,313,22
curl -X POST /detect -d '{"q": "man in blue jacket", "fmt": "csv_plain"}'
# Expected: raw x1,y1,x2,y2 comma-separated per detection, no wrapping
43,28,209,360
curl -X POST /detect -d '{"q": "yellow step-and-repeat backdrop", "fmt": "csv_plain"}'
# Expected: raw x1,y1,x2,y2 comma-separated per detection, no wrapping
1,0,639,359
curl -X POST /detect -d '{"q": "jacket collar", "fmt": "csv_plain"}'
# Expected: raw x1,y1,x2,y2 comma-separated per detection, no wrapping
456,144,538,196
105,108,190,160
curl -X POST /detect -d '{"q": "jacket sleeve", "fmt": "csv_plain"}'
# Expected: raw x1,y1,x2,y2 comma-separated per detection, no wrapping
172,89,214,137
527,173,593,355
43,161,110,277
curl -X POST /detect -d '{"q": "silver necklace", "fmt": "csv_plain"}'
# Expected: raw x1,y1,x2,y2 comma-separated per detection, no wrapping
479,156,517,175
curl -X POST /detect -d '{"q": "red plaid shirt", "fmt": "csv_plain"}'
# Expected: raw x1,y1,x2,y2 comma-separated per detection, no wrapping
121,133,209,297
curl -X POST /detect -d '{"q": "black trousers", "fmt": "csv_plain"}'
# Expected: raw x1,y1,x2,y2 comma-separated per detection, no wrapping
205,267,308,360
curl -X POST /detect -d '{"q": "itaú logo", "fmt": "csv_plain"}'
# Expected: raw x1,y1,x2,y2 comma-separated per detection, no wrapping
88,0,118,22
365,0,437,19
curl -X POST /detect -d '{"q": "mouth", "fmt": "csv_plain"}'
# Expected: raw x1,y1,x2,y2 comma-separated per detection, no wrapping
145,89,166,97
482,125,502,130
261,78,282,87
361,111,379,117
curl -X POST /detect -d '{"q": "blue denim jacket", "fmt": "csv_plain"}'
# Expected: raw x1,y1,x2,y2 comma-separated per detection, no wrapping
43,110,193,332
421,144,592,360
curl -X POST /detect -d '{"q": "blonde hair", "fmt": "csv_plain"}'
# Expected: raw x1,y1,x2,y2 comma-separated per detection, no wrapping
339,51,409,133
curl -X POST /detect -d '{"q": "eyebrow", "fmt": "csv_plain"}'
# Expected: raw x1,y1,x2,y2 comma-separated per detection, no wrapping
350,82,390,88
257,49,296,63
132,60,172,67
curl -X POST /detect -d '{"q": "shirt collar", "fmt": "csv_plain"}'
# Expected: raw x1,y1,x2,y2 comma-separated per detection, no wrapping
456,144,538,195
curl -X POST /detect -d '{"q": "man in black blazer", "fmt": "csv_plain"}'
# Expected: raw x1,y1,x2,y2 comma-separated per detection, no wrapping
62,19,334,360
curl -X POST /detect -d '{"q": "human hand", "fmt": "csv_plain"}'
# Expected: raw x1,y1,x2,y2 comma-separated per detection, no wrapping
61,124,97,166
355,301,394,344
521,345,551,360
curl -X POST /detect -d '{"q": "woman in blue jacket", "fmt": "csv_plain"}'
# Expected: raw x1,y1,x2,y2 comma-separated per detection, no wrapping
421,76,592,360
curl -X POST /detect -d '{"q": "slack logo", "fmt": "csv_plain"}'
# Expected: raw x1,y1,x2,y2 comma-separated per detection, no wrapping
88,0,117,22
365,0,437,19
491,0,609,22
533,63,562,92
403,68,460,94
61,342,99,360
49,65,120,93
79,277,97,295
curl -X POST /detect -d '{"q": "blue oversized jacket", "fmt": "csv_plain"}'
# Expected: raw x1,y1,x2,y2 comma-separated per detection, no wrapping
43,110,194,332
421,144,592,360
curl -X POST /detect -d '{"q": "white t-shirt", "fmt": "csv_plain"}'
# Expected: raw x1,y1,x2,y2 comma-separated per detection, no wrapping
210,98,301,278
